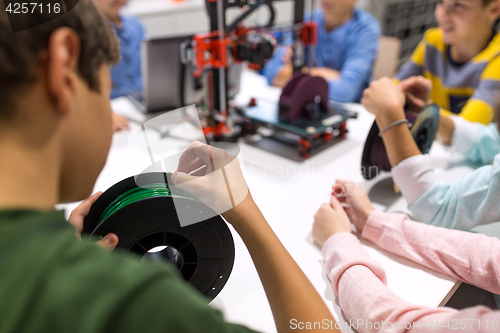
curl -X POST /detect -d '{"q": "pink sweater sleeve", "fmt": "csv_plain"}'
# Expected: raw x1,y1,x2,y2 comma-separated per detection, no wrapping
362,210,500,294
322,211,500,333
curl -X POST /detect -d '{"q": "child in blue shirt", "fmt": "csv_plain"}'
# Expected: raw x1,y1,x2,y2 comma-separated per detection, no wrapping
109,15,145,99
262,0,380,103
94,0,145,131
93,0,145,99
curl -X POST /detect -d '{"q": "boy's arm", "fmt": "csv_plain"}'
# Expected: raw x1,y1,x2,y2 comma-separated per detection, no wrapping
361,77,422,168
440,115,500,164
360,78,433,210
317,183,500,333
392,151,500,229
262,46,292,88
406,156,500,229
362,210,500,293
272,63,293,88
323,232,499,333
326,17,381,103
172,142,337,333
323,233,457,333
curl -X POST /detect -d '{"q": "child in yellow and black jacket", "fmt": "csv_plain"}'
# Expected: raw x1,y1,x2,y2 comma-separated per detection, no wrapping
395,0,500,125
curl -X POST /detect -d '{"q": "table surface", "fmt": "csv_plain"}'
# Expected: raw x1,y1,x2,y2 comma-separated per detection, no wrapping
60,69,478,333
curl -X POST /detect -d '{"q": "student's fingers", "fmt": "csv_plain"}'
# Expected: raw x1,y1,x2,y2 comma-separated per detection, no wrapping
332,183,345,196
68,191,103,233
331,191,349,205
333,180,353,195
399,76,426,92
405,92,426,109
400,76,432,96
398,76,418,91
330,195,343,211
178,142,236,175
118,117,130,129
112,112,130,132
281,46,293,63
96,233,119,252
118,122,130,131
171,171,199,188
177,141,213,173
335,193,354,217
189,164,208,177
334,179,367,200
186,157,209,176
332,194,348,206
412,76,432,90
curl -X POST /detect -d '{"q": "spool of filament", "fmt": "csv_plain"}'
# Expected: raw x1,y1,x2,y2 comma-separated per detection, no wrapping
361,104,440,180
82,172,235,301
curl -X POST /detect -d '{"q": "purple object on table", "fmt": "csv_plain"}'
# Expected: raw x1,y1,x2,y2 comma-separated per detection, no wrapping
279,72,329,122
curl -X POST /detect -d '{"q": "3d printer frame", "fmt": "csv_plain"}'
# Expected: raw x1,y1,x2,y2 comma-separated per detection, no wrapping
186,0,355,159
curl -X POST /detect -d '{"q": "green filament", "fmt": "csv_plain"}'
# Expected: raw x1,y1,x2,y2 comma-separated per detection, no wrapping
99,183,192,223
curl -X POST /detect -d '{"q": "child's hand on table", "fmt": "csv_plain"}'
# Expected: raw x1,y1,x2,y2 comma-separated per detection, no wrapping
312,195,351,247
112,112,130,132
332,179,374,233
312,180,375,247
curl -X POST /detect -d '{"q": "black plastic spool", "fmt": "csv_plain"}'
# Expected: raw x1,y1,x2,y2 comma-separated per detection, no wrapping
361,104,440,180
82,172,235,301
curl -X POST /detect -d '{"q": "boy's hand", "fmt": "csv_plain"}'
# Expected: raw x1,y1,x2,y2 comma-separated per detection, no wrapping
399,76,432,113
305,67,341,81
362,77,406,127
312,196,351,247
332,180,374,233
171,141,251,223
281,46,293,64
68,192,119,251
112,112,130,132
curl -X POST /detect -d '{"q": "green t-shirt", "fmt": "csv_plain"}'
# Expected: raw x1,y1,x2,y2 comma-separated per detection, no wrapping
0,210,259,333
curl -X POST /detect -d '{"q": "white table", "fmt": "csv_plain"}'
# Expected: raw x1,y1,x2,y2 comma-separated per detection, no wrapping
60,69,473,333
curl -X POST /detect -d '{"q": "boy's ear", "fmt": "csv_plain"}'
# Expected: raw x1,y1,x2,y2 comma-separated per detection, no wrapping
46,27,81,115
488,0,500,21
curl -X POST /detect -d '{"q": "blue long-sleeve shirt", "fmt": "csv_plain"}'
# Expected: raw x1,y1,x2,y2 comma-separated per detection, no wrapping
110,16,145,99
392,116,500,230
262,8,380,103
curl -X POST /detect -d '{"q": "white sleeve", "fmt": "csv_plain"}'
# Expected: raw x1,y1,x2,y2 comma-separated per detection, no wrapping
446,115,478,155
446,116,500,164
392,154,437,205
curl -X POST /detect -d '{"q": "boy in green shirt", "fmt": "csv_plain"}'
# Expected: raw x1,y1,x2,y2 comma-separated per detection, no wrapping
0,1,335,332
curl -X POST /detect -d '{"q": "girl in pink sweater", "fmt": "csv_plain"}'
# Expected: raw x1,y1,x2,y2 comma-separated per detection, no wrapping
313,180,500,333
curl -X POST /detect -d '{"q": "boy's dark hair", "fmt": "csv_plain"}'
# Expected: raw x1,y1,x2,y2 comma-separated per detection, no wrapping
0,0,120,117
